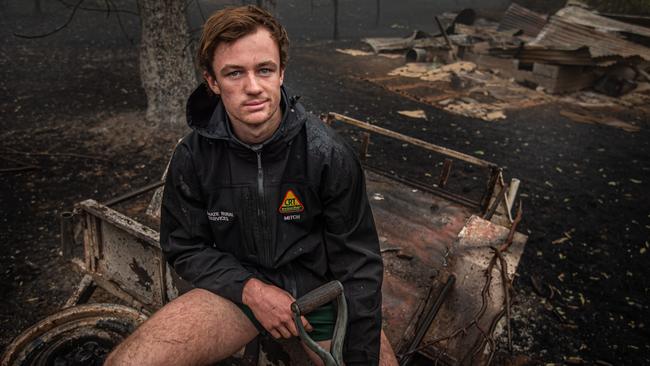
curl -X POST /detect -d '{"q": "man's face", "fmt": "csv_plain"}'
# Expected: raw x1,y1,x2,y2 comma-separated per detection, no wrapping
205,27,284,134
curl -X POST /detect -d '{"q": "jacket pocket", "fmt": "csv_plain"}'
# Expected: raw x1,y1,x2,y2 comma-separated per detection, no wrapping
206,186,252,260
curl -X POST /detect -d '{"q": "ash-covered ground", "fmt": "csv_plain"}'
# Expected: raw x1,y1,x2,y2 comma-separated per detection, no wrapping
1,0,649,365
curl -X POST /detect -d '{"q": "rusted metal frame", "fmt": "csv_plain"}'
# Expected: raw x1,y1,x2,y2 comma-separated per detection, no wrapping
60,211,75,259
482,183,507,221
395,288,428,357
495,250,513,352
480,167,502,215
103,180,165,207
398,274,456,366
505,178,520,222
363,165,480,209
83,214,99,273
438,159,453,189
419,347,457,365
359,132,370,161
77,199,160,249
76,200,167,308
69,257,151,313
328,113,497,169
82,215,91,271
330,112,503,207
156,252,168,304
63,274,97,309
70,257,86,272
85,273,151,314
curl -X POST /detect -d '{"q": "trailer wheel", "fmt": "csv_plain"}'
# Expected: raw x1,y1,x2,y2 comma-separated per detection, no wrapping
0,303,147,366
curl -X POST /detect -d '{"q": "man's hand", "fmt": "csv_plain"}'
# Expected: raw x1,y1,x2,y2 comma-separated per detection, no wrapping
242,278,313,339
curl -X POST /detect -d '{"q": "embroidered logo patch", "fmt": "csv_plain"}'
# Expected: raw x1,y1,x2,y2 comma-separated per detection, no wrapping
278,189,304,214
207,211,234,222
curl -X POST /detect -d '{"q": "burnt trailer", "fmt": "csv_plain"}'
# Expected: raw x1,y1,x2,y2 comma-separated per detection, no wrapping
1,113,527,366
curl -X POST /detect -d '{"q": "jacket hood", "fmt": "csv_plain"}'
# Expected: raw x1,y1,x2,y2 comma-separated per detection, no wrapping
186,84,306,147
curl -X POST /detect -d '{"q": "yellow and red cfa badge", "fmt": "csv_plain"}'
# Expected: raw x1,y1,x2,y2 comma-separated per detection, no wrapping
278,189,304,214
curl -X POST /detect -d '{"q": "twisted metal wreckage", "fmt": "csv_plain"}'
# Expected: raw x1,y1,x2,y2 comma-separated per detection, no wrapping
2,112,527,366
359,3,650,125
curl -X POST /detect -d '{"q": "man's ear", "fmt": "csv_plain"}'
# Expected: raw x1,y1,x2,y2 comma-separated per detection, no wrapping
203,71,221,95
279,67,285,86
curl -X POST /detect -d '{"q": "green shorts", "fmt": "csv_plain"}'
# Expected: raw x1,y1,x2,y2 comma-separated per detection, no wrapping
238,303,335,341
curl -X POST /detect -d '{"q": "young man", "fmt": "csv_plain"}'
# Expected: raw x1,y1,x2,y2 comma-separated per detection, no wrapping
105,6,397,366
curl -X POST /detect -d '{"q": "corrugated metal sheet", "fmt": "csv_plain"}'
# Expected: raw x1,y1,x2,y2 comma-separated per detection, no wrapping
498,3,548,37
363,30,444,53
531,16,650,60
600,13,650,28
557,6,650,39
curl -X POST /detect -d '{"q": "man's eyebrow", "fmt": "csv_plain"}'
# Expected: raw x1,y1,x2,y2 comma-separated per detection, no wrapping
256,60,277,68
219,64,243,73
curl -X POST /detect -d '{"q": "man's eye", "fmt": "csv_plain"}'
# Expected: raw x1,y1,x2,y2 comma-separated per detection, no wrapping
227,70,242,78
259,68,273,75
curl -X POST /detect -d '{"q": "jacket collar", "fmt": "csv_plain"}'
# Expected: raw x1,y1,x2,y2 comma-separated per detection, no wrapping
186,84,306,149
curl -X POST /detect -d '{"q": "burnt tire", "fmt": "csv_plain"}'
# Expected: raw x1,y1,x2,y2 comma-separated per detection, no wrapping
0,303,147,366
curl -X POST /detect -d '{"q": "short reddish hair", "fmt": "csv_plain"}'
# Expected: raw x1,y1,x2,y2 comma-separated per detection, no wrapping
198,5,289,78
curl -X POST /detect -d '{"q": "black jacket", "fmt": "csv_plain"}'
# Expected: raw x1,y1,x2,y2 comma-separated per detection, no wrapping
160,85,383,364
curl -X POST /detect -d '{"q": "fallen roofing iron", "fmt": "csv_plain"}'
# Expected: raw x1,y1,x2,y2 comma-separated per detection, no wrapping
363,9,478,54
497,2,548,37
531,6,650,61
556,5,650,39
363,30,443,54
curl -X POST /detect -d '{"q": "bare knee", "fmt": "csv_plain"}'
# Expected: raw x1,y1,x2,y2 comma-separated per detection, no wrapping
103,320,181,366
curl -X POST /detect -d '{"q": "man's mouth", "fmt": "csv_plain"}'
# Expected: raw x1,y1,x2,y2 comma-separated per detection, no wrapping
243,99,267,108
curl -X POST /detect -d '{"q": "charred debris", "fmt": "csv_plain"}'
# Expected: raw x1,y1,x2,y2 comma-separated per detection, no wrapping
340,2,650,129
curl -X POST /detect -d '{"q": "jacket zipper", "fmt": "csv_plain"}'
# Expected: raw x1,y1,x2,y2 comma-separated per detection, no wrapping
255,150,264,201
256,148,296,296
255,149,269,266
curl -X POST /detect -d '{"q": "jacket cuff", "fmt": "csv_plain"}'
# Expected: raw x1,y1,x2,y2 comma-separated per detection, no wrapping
209,273,255,305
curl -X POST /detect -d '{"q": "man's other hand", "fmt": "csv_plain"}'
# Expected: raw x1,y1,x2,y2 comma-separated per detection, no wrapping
242,278,313,339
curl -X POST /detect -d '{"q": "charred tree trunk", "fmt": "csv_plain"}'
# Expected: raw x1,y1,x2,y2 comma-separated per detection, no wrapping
332,0,339,40
137,0,197,127
375,0,380,26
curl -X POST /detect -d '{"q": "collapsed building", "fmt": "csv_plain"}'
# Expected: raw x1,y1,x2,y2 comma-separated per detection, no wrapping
351,2,650,127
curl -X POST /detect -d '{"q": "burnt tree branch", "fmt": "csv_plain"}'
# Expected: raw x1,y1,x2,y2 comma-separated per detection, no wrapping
14,0,86,39
56,0,139,16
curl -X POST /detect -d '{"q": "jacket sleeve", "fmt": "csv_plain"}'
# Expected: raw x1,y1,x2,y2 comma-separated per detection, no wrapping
160,142,254,304
321,145,384,366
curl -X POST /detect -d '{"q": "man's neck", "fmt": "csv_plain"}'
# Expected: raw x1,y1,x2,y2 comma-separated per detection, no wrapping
229,112,282,145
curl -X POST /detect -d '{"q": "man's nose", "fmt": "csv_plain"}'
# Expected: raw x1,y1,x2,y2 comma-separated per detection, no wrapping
244,73,263,94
